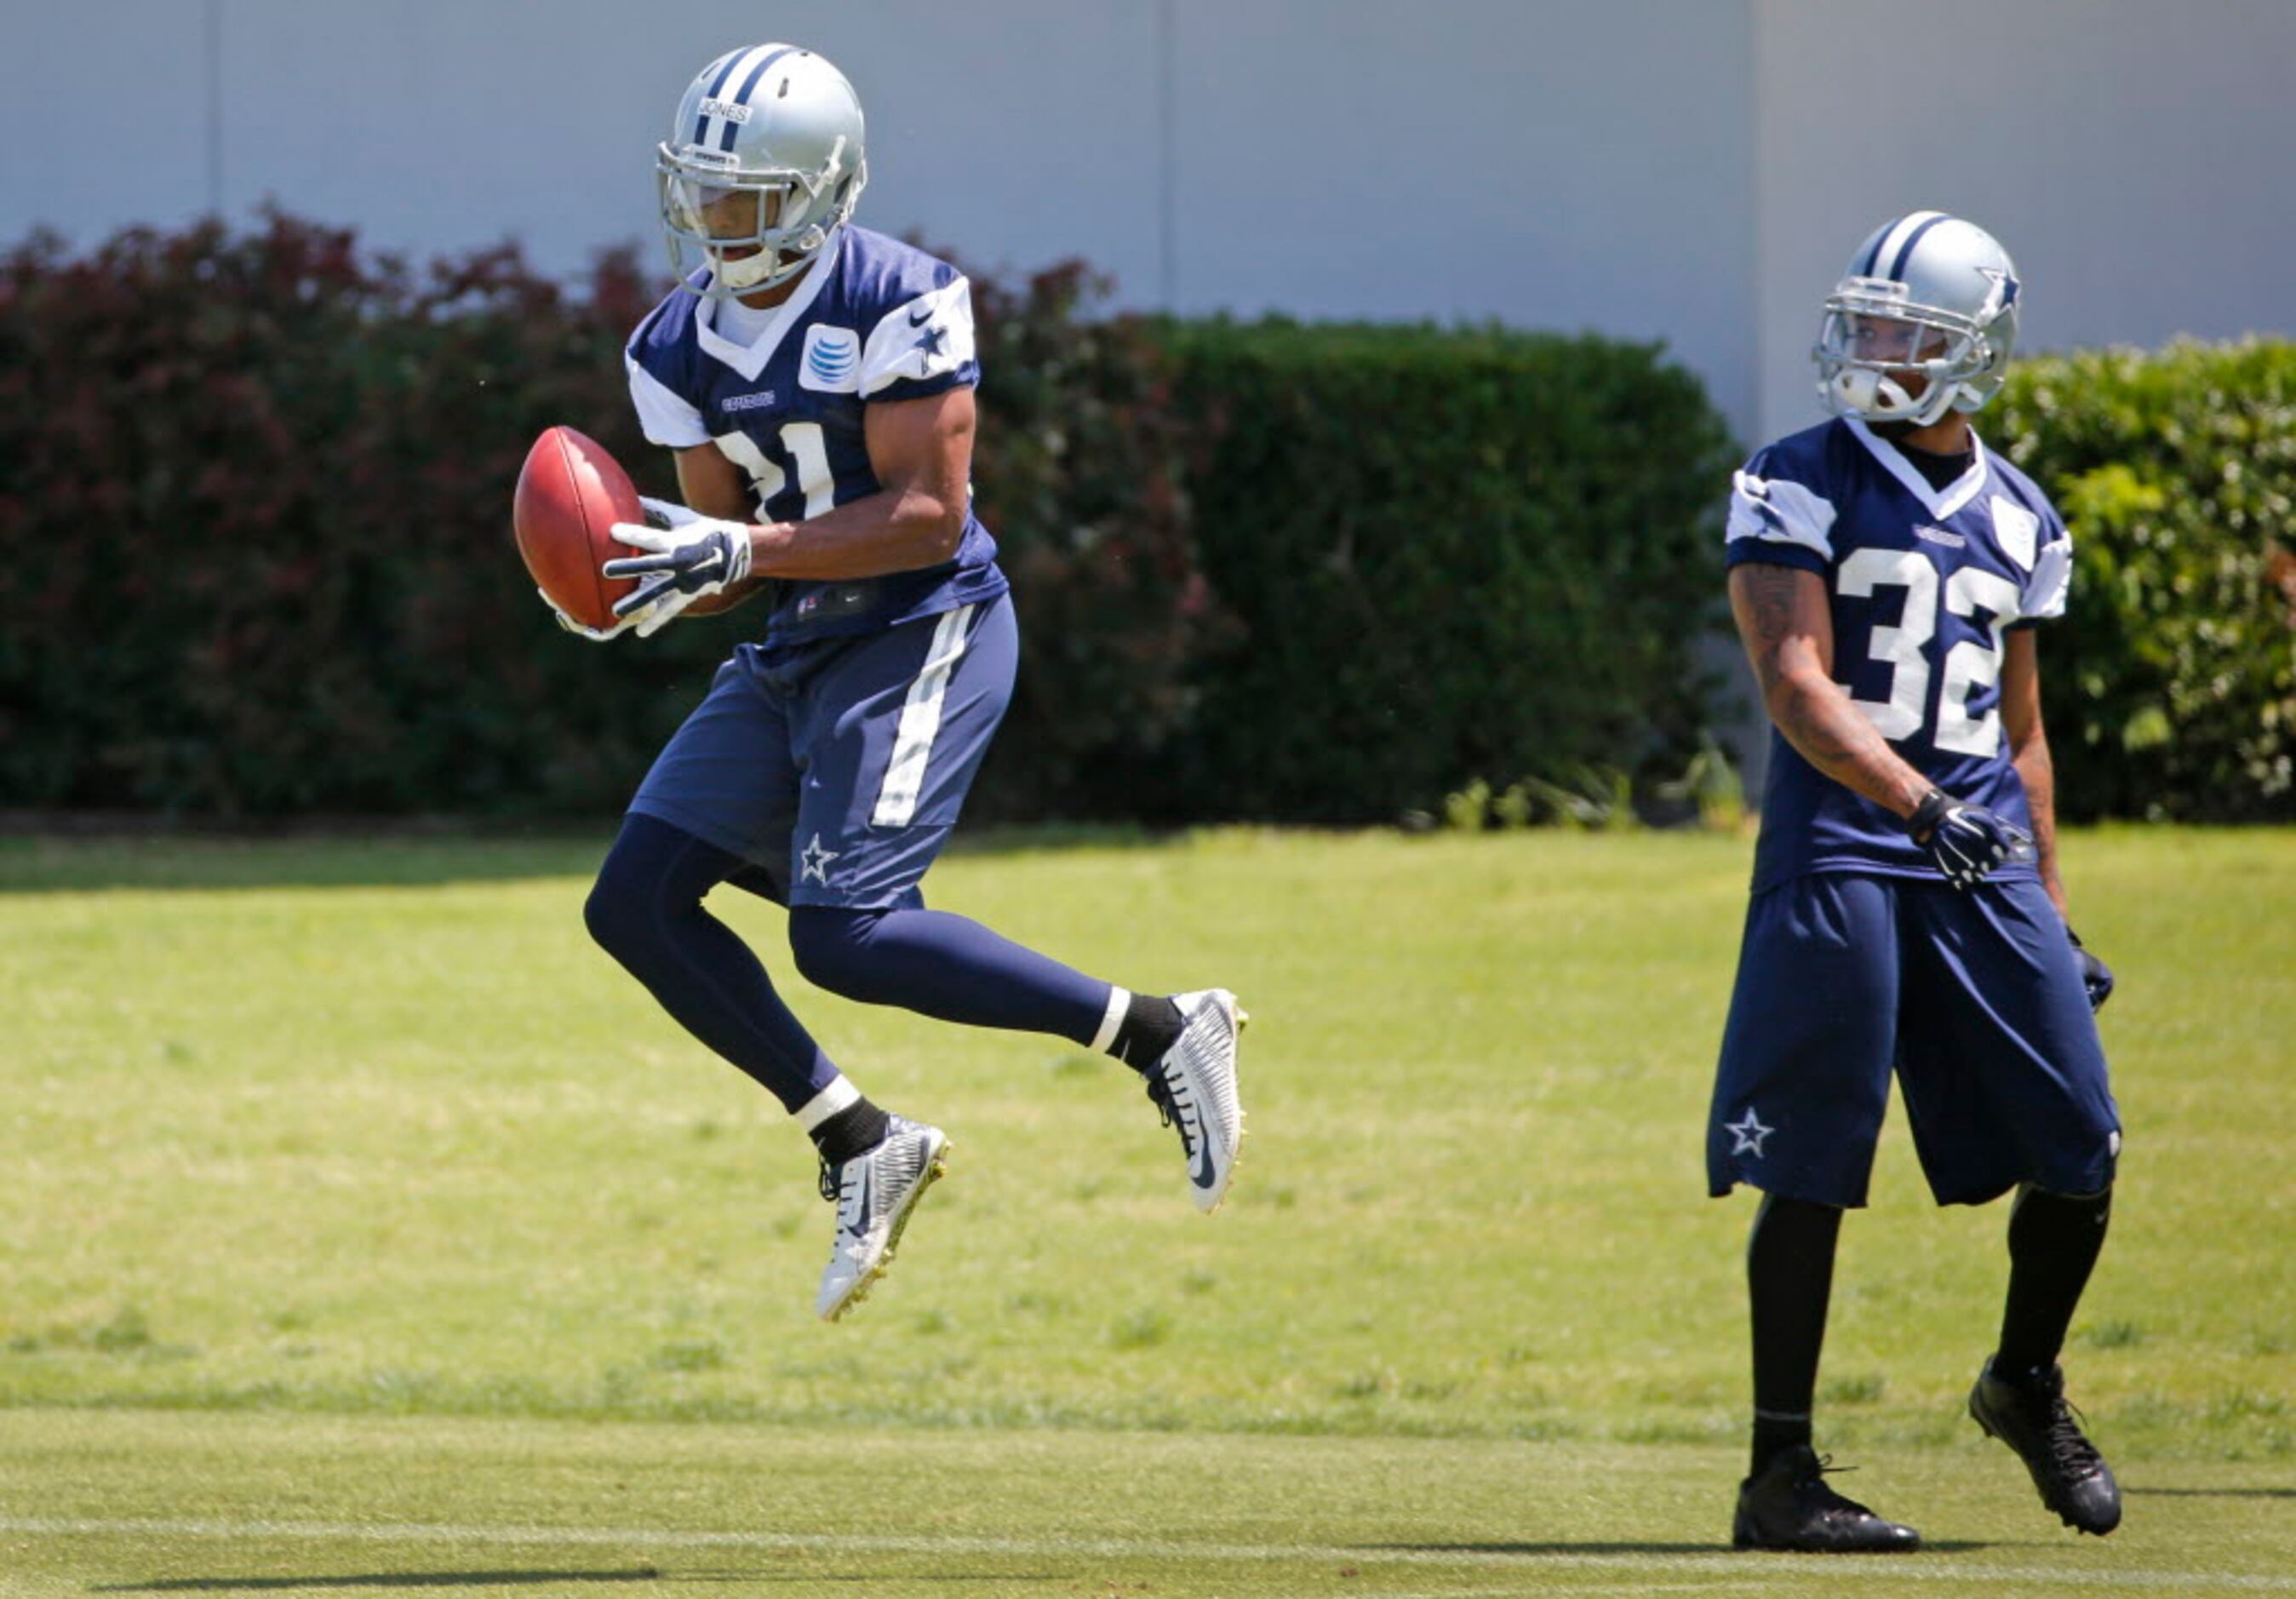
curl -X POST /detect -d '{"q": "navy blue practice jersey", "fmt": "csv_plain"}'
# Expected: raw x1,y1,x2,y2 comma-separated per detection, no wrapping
624,225,1009,649
1726,416,2073,892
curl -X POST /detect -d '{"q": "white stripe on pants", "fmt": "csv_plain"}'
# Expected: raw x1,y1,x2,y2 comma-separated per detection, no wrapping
871,605,976,828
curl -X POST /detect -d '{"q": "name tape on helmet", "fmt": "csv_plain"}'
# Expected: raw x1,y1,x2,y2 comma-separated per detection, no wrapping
698,98,753,125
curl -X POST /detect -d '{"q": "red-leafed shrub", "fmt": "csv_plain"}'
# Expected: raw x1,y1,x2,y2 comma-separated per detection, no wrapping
0,214,1208,821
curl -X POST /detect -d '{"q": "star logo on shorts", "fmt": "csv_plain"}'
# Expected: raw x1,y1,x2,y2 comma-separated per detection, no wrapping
800,833,840,886
1725,1107,1775,1158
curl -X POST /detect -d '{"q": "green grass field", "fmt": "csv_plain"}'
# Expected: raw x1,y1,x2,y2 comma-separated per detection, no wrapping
2,827,2291,1596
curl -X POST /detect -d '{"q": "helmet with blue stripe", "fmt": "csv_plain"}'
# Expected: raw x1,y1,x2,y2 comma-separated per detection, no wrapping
1814,213,2021,427
657,44,867,298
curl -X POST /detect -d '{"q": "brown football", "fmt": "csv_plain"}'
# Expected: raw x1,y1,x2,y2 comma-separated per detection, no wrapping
512,426,644,632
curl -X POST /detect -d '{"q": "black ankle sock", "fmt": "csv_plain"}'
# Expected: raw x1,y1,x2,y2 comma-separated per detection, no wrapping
1752,1414,1813,1475
1997,1184,2112,1373
1748,1195,1842,1476
1110,993,1184,1074
810,1098,891,1166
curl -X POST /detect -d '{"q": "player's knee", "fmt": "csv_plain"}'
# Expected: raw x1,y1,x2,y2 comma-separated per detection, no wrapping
583,865,657,971
584,817,713,973
787,907,882,999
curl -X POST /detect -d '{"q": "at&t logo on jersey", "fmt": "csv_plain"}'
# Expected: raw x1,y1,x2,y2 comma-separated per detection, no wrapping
802,325,862,393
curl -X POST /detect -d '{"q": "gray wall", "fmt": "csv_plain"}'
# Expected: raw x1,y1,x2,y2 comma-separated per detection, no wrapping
1752,0,2296,441
0,2,1758,428
3,2,2289,448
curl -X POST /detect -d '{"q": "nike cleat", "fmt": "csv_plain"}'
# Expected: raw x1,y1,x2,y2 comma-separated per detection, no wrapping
1970,1358,2122,1535
1142,989,1246,1213
815,1115,950,1322
1732,1446,1921,1554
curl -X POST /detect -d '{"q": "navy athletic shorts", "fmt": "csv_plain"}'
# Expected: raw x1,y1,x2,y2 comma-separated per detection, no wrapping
1708,870,2119,1207
627,594,1016,911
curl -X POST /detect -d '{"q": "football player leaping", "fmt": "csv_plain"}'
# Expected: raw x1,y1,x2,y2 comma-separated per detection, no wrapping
1710,214,2122,1551
548,44,1243,1321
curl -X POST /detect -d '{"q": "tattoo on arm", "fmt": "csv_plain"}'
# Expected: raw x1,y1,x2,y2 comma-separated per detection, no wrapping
2001,629,2067,913
1735,562,1805,658
1731,563,1929,816
1776,684,1898,782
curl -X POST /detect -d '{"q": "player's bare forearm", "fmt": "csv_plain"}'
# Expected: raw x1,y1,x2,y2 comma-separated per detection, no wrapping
1767,673,1933,815
1729,563,1932,818
672,387,971,586
750,388,974,579
2011,730,2066,914
746,483,964,581
2001,629,2069,914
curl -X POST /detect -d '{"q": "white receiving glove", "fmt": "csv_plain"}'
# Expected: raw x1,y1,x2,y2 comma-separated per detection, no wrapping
541,587,651,642
538,498,714,642
601,497,755,639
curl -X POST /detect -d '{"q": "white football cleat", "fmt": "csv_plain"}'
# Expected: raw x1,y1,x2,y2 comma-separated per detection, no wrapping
815,1115,950,1322
1142,989,1247,1212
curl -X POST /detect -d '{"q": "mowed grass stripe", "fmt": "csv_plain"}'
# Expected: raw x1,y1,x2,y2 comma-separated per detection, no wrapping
9,1410,2295,1596
9,1516,2296,1591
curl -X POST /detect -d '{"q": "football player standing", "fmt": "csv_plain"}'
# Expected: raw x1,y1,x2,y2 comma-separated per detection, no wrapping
547,44,1244,1321
1709,214,2121,1550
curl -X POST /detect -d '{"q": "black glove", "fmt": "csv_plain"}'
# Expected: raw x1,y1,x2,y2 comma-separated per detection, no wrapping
2067,926,2115,1012
1905,788,2035,891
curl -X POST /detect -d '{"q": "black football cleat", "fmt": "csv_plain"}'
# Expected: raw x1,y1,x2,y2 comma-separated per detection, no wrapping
1969,1358,2122,1535
1732,1445,1921,1553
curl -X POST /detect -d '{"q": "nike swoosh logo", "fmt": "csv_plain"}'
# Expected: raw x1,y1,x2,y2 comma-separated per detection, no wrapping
1189,1109,1217,1189
908,307,933,326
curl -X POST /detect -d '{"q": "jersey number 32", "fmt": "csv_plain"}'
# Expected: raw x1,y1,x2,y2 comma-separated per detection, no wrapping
1837,547,2018,759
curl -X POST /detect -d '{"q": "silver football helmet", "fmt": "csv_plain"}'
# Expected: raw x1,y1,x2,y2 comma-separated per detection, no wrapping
1813,213,2021,427
656,43,867,297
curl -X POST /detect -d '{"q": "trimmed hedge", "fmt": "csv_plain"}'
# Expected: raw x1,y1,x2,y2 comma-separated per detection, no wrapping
1994,341,2296,821
0,216,1207,822
13,214,2287,825
1150,318,1738,823
0,214,1736,825
0,215,702,817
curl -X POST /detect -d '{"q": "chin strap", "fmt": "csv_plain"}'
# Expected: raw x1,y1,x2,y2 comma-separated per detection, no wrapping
1830,367,1959,427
